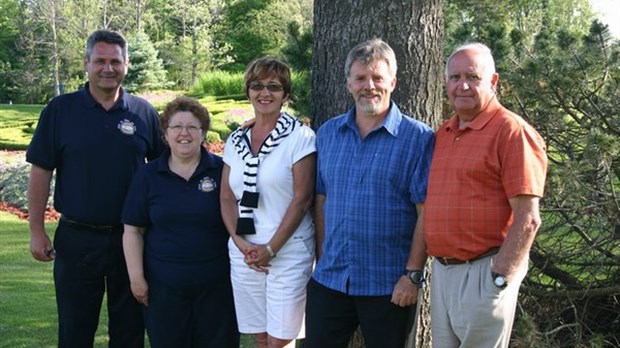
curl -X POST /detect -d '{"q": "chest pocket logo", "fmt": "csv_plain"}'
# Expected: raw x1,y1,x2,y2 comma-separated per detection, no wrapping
118,119,136,135
199,176,217,192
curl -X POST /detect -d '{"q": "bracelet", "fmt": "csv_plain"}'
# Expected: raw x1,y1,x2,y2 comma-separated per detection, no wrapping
266,244,277,258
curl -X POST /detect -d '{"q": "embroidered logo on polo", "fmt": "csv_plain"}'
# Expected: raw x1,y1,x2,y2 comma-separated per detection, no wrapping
117,119,136,135
199,177,217,192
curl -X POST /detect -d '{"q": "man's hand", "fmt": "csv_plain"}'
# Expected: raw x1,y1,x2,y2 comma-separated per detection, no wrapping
390,276,419,307
30,231,54,262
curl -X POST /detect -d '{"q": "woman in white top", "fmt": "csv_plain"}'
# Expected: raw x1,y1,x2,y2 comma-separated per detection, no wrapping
220,57,316,348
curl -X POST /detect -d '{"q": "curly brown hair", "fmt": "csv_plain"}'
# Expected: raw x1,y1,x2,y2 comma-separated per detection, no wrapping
160,96,211,134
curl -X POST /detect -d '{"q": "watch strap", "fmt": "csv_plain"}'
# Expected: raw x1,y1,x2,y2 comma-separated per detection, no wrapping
405,269,425,285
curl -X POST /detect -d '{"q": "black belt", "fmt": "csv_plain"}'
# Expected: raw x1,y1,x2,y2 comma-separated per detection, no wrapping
60,215,122,233
435,247,500,265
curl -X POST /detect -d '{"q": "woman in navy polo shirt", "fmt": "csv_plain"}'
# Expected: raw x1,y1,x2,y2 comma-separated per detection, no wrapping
122,96,239,348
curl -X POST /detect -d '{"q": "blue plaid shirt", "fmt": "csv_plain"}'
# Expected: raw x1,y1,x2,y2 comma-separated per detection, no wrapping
314,102,434,296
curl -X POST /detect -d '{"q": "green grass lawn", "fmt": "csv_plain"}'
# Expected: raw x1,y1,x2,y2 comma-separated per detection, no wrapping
0,212,261,347
0,105,42,150
0,97,254,150
0,211,59,347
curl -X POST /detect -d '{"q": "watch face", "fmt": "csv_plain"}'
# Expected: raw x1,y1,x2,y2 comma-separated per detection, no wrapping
407,271,423,284
493,275,507,288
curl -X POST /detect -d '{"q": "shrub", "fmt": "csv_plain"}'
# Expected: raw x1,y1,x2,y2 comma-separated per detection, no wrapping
0,157,54,211
206,131,222,144
191,71,244,97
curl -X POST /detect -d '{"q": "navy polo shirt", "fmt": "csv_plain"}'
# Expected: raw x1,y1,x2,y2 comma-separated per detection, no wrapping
122,147,230,289
26,83,164,225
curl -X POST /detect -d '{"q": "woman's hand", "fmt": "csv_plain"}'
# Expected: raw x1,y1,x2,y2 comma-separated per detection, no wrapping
130,277,149,306
244,244,273,273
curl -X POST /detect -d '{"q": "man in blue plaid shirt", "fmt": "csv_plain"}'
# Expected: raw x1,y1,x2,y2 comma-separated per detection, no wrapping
304,38,435,348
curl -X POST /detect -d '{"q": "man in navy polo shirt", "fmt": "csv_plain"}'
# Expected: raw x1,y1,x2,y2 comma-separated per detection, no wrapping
26,29,164,347
304,38,435,348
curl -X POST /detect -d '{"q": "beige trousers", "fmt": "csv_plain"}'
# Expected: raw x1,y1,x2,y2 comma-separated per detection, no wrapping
430,256,527,348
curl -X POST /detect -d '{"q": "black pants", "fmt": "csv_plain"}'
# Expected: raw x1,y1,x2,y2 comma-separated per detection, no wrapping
304,278,415,348
53,221,144,348
145,276,240,348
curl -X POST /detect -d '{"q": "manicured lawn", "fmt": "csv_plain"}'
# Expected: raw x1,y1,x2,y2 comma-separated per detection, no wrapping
0,211,60,348
0,212,261,347
0,104,42,150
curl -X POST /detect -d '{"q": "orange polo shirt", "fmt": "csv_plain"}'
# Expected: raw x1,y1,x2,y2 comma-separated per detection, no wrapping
424,99,547,260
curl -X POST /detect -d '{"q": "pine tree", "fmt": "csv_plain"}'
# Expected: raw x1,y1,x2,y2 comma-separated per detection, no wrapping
124,31,170,93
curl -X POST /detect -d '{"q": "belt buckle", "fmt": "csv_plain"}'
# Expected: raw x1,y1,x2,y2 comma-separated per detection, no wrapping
437,256,450,265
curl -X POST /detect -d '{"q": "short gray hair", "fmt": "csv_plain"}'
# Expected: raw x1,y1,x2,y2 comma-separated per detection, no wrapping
85,29,128,62
445,42,496,77
344,38,397,78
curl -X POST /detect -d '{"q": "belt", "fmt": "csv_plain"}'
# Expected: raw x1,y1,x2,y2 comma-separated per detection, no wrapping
60,215,122,233
435,247,500,265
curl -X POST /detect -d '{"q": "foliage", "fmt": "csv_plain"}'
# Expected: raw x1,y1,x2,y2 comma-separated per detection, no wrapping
0,161,53,211
0,0,21,103
503,21,620,346
124,31,170,93
0,0,313,102
443,0,594,80
214,0,312,72
191,70,245,97
282,21,313,119
150,0,229,89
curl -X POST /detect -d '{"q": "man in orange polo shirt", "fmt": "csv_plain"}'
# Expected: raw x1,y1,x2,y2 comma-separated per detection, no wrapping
423,42,547,347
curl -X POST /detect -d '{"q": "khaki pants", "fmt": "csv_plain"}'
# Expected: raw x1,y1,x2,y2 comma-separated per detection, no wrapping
430,256,527,348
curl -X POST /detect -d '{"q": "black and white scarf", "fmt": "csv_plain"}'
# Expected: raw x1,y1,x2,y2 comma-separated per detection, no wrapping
231,112,302,235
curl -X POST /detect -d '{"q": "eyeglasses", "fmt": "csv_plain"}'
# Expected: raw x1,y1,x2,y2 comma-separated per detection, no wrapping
167,124,202,133
248,83,284,92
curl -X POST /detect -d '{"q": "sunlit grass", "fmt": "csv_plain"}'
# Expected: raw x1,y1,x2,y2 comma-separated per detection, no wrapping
0,211,261,347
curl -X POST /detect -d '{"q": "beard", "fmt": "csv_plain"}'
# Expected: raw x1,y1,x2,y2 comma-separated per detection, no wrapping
356,94,386,116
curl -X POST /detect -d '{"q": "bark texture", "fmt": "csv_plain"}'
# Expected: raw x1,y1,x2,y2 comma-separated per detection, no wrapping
312,0,444,128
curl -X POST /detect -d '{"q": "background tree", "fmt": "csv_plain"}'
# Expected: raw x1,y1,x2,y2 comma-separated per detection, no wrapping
311,1,444,347
312,0,444,128
61,0,100,92
150,0,227,89
282,21,313,118
123,31,169,92
215,0,312,71
0,0,21,102
504,21,620,347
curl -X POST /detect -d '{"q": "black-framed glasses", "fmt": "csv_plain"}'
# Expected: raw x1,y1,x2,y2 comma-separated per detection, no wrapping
249,83,284,92
167,124,202,133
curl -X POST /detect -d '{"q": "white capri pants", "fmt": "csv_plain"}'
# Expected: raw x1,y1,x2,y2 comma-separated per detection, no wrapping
229,234,315,340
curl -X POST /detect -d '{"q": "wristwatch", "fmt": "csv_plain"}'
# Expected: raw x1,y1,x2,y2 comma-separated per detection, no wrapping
405,269,425,285
492,272,507,289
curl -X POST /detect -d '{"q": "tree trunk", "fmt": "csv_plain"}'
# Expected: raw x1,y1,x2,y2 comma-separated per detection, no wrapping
191,15,199,86
311,0,444,128
50,0,61,97
311,1,444,347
